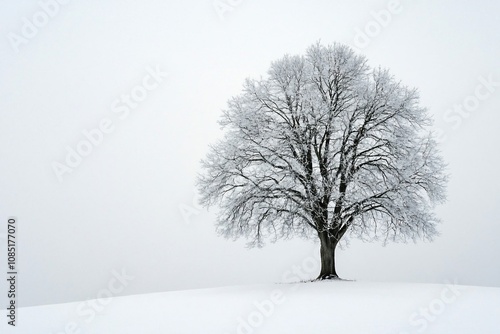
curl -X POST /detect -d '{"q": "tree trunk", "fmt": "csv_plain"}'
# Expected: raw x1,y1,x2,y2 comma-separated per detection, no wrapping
317,231,340,280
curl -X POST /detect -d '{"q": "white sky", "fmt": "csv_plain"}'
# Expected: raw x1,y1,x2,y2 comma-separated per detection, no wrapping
0,0,499,307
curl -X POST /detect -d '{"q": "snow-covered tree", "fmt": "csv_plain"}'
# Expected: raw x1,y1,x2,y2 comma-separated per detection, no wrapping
197,43,447,279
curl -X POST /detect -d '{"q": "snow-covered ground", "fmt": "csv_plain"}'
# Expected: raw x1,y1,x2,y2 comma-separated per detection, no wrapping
2,281,499,333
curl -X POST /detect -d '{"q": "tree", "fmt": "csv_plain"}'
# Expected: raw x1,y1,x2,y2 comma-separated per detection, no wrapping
197,43,447,280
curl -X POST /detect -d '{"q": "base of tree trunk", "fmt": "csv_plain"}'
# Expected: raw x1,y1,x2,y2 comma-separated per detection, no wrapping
316,273,341,280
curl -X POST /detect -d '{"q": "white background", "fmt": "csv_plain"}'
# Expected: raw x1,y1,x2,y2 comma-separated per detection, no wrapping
0,0,499,307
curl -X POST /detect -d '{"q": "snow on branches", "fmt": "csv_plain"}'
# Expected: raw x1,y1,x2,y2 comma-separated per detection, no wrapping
198,42,447,253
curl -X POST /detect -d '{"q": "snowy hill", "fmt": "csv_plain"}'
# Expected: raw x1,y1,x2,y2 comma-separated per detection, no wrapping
2,281,499,333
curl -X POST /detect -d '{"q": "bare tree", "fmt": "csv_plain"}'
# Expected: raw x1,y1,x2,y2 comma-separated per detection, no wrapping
198,43,447,280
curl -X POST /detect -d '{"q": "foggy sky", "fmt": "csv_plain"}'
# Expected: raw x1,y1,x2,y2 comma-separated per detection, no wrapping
1,0,499,307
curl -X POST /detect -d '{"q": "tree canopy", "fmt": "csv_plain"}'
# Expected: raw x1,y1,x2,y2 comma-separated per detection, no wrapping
198,42,447,279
